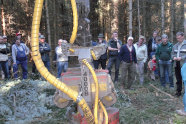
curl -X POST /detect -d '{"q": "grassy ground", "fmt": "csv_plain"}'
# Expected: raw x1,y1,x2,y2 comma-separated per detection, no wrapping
1,68,186,124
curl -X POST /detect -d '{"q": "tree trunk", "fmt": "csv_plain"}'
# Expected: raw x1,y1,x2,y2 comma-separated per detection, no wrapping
128,0,133,36
45,0,51,47
184,0,186,38
170,0,174,42
143,0,146,36
138,0,141,37
161,0,165,34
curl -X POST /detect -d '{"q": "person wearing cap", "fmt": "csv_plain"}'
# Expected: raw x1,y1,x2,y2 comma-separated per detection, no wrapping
119,36,137,89
134,35,147,85
92,33,107,69
3,35,12,76
107,32,122,83
39,35,51,71
148,31,158,59
172,32,186,96
12,38,29,79
155,34,173,88
55,39,69,78
0,35,10,79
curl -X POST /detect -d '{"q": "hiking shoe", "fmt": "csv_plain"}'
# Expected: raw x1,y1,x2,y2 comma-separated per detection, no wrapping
176,109,186,116
175,92,181,97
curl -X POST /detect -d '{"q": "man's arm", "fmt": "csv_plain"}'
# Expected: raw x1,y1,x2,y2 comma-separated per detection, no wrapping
144,45,148,63
12,45,16,64
44,43,51,52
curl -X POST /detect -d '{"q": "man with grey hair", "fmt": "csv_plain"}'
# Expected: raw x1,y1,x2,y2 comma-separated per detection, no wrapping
155,34,173,88
172,32,186,96
55,39,69,78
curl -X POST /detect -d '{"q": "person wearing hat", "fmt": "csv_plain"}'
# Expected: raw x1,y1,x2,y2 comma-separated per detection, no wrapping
134,35,147,85
39,35,51,71
107,32,122,83
155,34,173,88
12,37,29,79
172,32,186,96
119,36,137,89
0,35,10,79
92,33,107,70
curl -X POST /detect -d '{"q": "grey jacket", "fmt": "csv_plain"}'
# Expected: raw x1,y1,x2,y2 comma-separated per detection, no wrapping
172,40,186,67
55,46,68,62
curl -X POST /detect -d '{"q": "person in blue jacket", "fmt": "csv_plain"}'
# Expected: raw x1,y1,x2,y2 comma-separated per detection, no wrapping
177,60,186,116
39,35,51,71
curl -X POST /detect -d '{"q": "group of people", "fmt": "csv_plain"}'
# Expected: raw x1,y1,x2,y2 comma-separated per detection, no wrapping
0,33,69,81
0,30,186,115
93,31,186,115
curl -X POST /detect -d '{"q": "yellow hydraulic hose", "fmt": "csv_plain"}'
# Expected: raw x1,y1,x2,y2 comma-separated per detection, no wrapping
82,59,109,124
31,0,94,123
91,50,97,60
82,59,99,124
69,0,78,44
99,100,108,124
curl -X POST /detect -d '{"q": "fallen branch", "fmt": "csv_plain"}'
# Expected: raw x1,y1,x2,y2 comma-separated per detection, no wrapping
150,84,175,99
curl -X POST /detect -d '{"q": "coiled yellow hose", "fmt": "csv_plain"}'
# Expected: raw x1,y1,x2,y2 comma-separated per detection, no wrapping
31,0,94,123
82,59,108,124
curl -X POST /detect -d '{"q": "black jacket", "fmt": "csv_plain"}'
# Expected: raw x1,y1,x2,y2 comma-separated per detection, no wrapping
39,42,51,61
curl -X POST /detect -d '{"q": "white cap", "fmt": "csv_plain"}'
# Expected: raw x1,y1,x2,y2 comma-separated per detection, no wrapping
127,36,134,41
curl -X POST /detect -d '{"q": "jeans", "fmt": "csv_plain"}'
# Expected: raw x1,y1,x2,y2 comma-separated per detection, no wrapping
57,61,68,78
159,60,173,87
107,56,120,82
93,59,107,69
181,63,186,111
43,61,50,71
13,60,28,79
0,61,10,79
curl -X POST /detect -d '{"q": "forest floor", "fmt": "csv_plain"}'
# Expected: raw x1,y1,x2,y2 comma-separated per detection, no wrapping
0,73,186,124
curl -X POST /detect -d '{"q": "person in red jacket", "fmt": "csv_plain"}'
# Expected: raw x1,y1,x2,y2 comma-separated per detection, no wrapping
148,55,156,80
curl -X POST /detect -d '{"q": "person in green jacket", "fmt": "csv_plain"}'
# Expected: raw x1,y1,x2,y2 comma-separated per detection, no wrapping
155,34,173,88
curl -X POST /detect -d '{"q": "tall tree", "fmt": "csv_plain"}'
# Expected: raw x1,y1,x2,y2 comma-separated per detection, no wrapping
142,0,146,36
45,0,51,47
170,0,175,42
128,0,133,36
137,0,141,36
161,0,165,34
184,0,186,38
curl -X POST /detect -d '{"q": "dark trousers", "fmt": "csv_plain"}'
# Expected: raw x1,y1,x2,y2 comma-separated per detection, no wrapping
93,59,107,69
0,61,10,79
175,62,182,93
13,60,28,79
43,61,50,71
107,56,120,81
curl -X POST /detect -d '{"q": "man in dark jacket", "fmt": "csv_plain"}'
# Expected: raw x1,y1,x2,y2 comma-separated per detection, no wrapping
148,31,158,59
0,36,10,79
119,36,137,89
92,33,107,69
107,32,122,83
155,34,173,88
39,35,51,71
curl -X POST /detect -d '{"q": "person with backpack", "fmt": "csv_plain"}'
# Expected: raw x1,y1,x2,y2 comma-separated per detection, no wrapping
12,38,29,79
